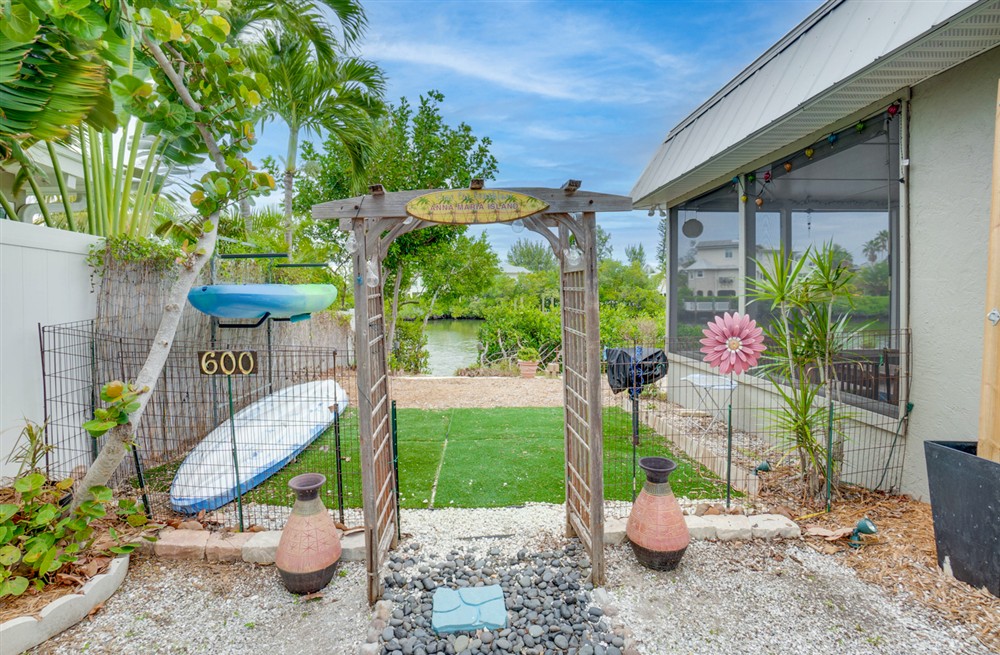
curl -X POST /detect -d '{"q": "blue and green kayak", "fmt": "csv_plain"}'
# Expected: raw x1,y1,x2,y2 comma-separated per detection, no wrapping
187,284,338,321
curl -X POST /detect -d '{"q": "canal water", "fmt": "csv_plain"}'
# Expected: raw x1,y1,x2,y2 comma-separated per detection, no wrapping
423,319,483,376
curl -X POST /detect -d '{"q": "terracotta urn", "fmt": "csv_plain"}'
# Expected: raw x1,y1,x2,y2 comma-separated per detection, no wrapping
276,473,341,594
626,456,690,570
518,360,538,378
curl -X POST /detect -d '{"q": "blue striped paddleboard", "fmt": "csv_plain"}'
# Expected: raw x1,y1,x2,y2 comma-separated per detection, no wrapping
169,380,350,514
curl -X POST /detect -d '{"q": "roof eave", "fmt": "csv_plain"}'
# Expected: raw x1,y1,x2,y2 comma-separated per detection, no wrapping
633,0,1000,209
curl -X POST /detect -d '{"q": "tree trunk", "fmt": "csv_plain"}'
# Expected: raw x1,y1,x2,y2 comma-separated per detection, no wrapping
72,221,220,508
421,288,441,334
72,34,229,509
239,197,252,220
283,128,299,253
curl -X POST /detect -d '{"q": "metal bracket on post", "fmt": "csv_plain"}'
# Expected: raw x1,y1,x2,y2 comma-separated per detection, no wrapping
988,308,1000,326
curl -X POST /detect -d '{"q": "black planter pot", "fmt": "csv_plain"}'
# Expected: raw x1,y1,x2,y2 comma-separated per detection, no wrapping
924,440,1000,597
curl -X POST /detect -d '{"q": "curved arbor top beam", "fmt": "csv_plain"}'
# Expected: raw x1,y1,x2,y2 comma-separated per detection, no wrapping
312,186,633,222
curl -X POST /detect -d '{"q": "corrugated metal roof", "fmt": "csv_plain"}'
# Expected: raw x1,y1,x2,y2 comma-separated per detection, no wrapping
632,0,1000,207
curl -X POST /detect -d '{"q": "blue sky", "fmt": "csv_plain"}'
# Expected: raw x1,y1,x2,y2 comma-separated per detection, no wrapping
251,0,821,261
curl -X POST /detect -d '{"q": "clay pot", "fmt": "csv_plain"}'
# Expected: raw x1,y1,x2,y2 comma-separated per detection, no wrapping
276,473,341,594
626,456,690,570
518,360,538,378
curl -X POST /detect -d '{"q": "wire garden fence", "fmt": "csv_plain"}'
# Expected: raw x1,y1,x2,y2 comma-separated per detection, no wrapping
40,315,909,529
602,330,911,519
40,320,363,530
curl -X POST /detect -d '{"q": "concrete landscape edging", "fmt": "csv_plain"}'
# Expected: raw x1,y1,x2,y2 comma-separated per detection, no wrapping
148,513,800,564
149,527,367,565
604,513,799,545
150,515,799,565
0,555,130,655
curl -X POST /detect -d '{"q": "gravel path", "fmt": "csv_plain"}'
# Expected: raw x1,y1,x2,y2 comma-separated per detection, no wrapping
32,504,991,655
391,377,565,409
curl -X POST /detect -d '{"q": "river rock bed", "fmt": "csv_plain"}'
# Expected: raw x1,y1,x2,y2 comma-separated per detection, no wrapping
369,539,627,655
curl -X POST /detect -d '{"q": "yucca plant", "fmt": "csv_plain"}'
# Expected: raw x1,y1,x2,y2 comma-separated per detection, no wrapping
750,243,863,501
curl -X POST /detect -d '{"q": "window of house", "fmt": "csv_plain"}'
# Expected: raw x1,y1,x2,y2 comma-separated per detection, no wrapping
668,107,899,347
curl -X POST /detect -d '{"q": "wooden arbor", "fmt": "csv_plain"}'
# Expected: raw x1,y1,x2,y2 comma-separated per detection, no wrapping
313,183,632,602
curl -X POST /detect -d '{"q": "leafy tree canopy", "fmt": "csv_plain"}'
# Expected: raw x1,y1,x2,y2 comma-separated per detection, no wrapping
625,243,647,268
507,238,556,272
293,89,499,291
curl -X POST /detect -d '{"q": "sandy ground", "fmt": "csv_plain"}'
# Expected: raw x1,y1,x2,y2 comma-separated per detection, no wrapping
390,375,566,409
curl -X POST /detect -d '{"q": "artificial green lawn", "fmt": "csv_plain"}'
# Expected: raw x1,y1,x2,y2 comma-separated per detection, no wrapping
393,406,722,508
143,406,724,513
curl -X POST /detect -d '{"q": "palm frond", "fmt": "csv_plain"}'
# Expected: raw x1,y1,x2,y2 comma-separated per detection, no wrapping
0,28,115,159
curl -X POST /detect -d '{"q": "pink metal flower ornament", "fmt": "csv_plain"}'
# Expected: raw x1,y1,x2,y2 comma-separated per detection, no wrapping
699,312,766,375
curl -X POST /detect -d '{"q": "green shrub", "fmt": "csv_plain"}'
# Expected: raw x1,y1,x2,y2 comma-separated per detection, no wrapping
390,320,428,374
600,305,663,345
0,474,148,598
455,361,518,377
517,346,540,361
479,304,561,364
833,294,889,319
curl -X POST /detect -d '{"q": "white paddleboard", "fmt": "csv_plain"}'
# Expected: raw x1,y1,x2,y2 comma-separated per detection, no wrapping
170,379,350,514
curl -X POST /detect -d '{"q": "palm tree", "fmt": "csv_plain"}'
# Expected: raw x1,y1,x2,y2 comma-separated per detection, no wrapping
244,31,384,250
862,229,890,264
228,0,366,61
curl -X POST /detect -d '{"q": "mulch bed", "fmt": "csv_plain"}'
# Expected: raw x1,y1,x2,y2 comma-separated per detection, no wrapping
759,468,1000,652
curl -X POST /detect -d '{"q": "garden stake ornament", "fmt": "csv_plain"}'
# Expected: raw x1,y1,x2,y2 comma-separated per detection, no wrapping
700,312,766,506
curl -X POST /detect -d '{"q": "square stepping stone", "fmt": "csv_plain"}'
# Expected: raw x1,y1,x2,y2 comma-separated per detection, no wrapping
431,585,507,634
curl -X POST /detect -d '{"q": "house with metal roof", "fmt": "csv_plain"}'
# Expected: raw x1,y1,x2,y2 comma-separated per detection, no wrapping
633,0,999,499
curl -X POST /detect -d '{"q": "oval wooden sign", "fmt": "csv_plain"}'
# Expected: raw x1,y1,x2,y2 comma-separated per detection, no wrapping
405,189,549,224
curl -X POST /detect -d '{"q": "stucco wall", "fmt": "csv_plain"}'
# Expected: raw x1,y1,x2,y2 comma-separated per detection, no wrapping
0,221,100,480
904,45,999,499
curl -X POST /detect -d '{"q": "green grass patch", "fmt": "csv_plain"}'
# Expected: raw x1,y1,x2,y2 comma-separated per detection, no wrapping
141,406,725,513
397,441,444,508
602,406,725,500
433,408,568,506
